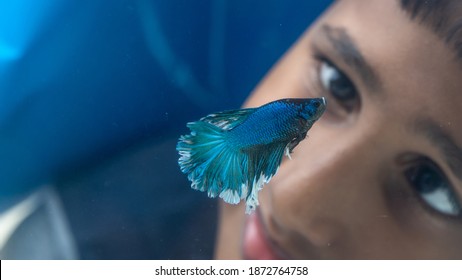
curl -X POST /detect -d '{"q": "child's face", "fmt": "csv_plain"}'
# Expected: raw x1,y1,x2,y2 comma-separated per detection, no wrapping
215,0,462,259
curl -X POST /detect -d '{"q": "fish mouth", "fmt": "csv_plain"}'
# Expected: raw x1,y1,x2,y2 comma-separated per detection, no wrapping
242,208,290,260
314,97,327,119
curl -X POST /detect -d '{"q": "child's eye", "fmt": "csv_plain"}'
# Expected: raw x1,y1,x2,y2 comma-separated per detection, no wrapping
405,160,461,217
320,60,356,101
318,60,359,113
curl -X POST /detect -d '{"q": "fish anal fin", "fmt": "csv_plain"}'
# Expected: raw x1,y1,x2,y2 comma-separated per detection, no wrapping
242,142,287,214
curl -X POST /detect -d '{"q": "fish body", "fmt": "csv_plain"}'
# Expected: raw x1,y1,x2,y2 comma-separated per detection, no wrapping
177,97,326,214
229,99,320,148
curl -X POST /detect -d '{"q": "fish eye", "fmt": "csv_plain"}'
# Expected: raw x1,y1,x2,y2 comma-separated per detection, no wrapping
312,99,321,108
405,159,462,217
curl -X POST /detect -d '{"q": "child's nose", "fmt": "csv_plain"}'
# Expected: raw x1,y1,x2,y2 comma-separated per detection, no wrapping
267,125,387,253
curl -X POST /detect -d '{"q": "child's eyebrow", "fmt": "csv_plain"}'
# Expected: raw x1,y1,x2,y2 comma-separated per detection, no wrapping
413,117,462,183
319,24,381,91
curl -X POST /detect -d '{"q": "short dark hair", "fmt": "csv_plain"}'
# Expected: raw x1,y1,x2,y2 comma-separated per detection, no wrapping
400,0,462,61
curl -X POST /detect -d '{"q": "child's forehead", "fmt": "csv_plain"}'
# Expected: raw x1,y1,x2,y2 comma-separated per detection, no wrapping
313,0,462,128
400,0,462,67
327,0,462,66
317,0,462,82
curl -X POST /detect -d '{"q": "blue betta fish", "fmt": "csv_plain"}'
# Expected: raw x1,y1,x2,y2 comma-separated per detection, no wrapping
177,97,326,214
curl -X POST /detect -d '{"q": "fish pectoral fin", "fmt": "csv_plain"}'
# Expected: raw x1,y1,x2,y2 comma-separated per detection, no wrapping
287,131,308,154
284,146,292,160
200,107,256,130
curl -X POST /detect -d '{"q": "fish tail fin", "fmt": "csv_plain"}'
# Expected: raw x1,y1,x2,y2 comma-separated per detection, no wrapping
178,118,288,214
177,121,244,203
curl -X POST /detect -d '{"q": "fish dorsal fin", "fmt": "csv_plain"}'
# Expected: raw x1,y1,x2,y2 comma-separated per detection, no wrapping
200,108,256,130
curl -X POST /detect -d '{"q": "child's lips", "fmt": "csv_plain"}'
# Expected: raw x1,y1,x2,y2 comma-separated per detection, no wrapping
242,209,289,260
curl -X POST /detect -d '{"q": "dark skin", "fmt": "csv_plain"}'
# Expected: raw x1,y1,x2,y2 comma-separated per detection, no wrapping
215,0,462,259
